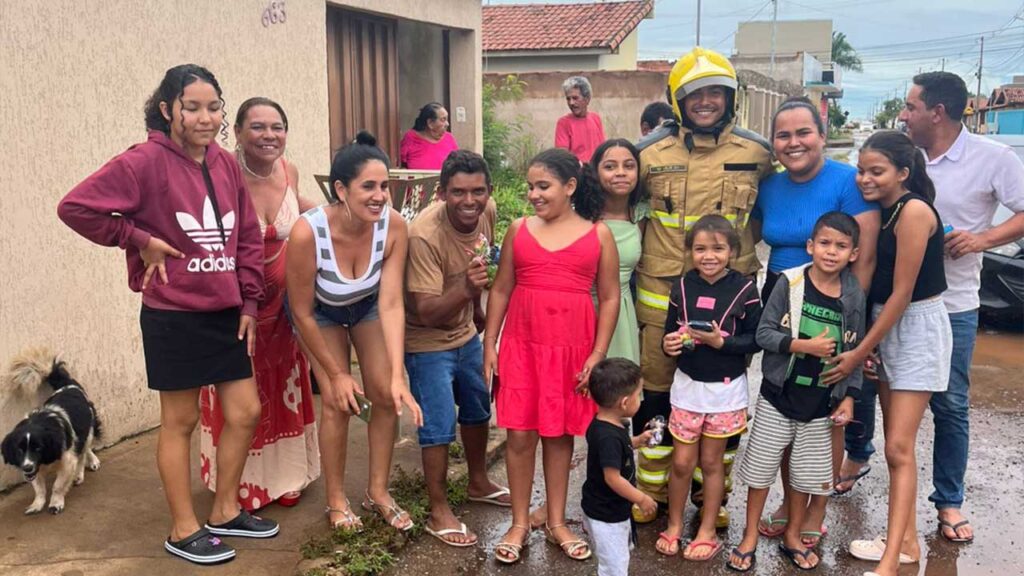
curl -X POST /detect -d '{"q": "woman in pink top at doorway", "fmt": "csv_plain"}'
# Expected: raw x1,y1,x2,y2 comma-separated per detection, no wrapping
399,102,459,170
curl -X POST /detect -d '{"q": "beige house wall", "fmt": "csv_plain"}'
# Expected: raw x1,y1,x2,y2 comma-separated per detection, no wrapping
735,19,833,63
598,30,640,71
484,54,602,75
0,0,480,490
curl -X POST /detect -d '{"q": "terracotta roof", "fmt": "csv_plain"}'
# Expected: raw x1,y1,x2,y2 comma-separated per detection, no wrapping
989,87,1024,109
482,1,653,53
637,59,674,72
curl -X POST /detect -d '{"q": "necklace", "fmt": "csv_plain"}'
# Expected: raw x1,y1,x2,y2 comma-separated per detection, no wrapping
238,151,275,180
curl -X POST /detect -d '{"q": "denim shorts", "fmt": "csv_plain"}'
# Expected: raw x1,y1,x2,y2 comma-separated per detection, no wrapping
404,336,491,447
284,293,380,328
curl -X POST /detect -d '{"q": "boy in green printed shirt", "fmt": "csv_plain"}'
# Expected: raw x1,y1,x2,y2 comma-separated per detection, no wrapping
729,212,866,571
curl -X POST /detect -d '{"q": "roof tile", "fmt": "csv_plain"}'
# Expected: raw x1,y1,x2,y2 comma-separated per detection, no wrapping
482,1,652,52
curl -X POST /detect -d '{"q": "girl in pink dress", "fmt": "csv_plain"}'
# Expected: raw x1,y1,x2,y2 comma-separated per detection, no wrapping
484,148,620,564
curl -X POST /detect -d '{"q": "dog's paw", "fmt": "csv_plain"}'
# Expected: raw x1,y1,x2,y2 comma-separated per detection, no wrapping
48,503,64,515
74,473,85,486
87,460,100,472
25,502,45,515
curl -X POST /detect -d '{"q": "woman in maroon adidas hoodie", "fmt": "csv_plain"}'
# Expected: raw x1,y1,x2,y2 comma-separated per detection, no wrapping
58,64,275,565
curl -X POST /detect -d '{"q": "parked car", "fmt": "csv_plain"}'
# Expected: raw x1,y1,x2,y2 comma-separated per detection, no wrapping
979,135,1024,328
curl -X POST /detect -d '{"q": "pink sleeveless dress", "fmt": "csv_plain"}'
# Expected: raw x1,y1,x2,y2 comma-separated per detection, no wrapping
496,220,600,437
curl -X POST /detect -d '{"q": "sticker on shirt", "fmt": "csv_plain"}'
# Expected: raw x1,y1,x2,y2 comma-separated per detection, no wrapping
696,296,716,310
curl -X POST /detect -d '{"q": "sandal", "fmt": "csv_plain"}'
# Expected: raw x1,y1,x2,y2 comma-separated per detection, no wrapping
757,513,788,538
848,536,918,564
656,531,682,556
779,542,819,570
361,491,413,532
682,539,723,562
800,525,829,547
277,491,302,507
726,547,756,572
832,464,871,496
467,486,512,507
938,518,974,543
425,521,477,548
325,499,363,532
544,523,592,561
495,524,530,564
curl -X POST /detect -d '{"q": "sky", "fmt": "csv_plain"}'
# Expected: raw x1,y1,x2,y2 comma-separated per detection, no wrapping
487,0,1024,119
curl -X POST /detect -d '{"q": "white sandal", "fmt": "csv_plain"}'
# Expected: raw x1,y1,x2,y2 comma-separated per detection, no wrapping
495,524,529,564
544,523,592,561
425,522,477,548
325,499,363,532
361,491,413,532
467,486,512,507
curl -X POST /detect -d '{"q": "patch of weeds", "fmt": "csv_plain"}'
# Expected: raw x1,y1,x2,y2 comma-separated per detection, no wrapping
448,441,465,460
302,469,470,575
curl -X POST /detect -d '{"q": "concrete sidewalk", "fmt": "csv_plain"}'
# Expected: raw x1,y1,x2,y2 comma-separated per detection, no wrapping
0,403,503,576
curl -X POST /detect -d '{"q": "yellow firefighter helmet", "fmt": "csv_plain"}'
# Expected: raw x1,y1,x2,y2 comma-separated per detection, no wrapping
668,47,739,121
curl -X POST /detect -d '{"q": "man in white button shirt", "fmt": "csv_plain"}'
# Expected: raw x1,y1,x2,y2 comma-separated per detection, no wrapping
839,72,1024,544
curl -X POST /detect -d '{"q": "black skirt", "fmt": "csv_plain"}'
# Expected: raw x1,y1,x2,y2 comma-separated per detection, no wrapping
140,305,252,391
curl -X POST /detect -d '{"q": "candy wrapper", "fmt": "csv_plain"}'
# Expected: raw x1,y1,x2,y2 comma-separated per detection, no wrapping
466,233,500,287
645,415,666,447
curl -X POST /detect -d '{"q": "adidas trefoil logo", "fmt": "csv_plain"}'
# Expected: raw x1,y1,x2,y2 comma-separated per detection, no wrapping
176,197,237,273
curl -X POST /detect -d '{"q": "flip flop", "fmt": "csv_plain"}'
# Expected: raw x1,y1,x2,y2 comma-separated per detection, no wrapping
467,487,512,507
656,531,682,556
757,513,788,538
682,539,723,562
832,464,871,496
726,547,756,572
425,522,477,548
848,537,917,564
779,542,819,571
938,518,974,543
801,525,829,547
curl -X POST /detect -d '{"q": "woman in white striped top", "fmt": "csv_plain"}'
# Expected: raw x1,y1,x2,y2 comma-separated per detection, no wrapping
286,131,423,533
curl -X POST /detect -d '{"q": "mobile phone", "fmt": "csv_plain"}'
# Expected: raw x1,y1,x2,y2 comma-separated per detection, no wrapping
943,224,954,235
353,392,372,423
687,320,714,332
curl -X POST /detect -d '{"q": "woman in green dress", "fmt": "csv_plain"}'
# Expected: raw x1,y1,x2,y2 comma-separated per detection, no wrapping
589,139,643,363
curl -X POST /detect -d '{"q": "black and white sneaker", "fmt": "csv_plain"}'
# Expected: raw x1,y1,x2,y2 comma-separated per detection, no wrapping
165,528,236,565
206,510,280,538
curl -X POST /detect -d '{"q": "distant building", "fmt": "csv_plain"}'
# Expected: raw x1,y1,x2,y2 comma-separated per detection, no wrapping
482,1,654,74
985,76,1024,135
732,19,842,124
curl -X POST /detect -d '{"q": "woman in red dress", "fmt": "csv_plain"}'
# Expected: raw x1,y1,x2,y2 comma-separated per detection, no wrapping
200,98,320,510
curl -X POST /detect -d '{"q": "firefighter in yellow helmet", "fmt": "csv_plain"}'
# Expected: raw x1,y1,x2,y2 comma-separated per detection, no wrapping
632,47,773,529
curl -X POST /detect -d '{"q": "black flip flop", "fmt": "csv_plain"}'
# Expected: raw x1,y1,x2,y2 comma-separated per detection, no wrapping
164,528,236,565
779,542,819,571
726,547,756,572
832,464,871,496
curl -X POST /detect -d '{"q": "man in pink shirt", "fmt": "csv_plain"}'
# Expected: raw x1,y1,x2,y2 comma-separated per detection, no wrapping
555,76,606,164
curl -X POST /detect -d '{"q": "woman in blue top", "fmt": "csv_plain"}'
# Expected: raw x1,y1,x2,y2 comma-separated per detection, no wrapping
752,97,879,301
749,97,879,547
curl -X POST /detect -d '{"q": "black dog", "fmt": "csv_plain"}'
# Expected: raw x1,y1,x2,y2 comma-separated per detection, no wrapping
1,356,101,514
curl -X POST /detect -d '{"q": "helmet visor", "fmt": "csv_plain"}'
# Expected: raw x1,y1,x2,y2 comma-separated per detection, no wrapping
675,75,739,103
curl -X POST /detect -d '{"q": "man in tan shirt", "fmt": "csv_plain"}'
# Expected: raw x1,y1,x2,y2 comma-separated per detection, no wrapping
404,150,509,546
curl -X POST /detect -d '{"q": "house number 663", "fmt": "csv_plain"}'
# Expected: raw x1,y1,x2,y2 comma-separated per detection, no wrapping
262,1,286,27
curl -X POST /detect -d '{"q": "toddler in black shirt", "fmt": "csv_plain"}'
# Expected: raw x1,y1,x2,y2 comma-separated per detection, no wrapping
582,358,656,576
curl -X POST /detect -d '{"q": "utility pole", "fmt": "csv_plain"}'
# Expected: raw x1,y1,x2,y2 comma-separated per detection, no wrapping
696,0,702,45
769,0,778,76
975,36,984,132
941,57,946,71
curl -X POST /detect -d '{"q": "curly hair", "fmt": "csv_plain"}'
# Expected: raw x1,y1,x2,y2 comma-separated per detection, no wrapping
143,64,228,143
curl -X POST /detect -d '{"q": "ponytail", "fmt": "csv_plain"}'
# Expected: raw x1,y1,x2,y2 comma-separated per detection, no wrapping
861,130,936,203
328,130,390,201
907,148,936,203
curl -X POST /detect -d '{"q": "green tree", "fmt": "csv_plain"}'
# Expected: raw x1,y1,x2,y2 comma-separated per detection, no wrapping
874,97,904,129
832,31,863,73
482,74,526,171
828,101,849,134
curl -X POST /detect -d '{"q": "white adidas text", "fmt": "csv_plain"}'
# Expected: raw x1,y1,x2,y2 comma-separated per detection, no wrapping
187,254,236,273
